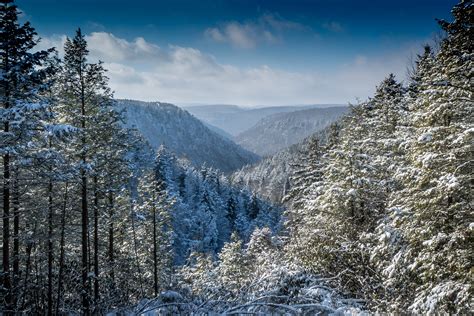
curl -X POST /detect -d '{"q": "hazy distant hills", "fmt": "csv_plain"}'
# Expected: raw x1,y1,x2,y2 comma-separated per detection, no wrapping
201,121,234,140
234,106,348,156
116,100,346,172
184,104,343,136
117,99,260,172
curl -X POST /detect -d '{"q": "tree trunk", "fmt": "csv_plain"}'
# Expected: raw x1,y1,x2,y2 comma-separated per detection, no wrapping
108,191,115,284
3,150,12,313
2,39,13,315
81,171,89,315
152,190,158,297
47,176,54,316
56,183,68,315
12,174,19,297
19,220,36,311
80,69,90,314
93,176,99,309
130,192,144,296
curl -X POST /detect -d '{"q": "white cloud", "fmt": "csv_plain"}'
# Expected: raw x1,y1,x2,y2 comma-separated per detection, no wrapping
205,28,226,42
85,32,161,62
38,32,425,106
205,22,261,49
36,34,67,55
204,13,304,49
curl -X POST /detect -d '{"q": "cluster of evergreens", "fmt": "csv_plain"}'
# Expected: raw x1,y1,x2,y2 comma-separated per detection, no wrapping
180,1,472,313
284,1,472,312
0,0,173,312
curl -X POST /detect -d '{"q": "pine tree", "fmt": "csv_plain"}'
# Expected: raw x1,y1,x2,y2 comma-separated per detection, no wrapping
57,28,114,315
369,46,436,311
285,137,323,210
247,194,260,220
39,56,75,316
0,0,55,311
217,232,251,298
287,98,398,304
136,154,174,297
225,195,237,231
284,136,324,247
179,251,218,298
384,1,473,312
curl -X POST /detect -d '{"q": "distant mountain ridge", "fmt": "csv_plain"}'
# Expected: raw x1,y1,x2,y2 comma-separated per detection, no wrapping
184,104,343,136
235,106,348,156
116,99,260,172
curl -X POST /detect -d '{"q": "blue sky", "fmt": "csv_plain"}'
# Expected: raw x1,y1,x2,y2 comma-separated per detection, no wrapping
23,0,457,106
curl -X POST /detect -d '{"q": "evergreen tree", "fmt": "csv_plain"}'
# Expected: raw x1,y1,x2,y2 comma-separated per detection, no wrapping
136,157,174,297
0,0,55,311
217,232,251,298
381,1,473,312
247,194,260,220
57,28,114,314
225,195,237,231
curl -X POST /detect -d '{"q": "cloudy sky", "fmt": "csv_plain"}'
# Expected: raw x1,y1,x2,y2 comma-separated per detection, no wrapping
24,0,456,106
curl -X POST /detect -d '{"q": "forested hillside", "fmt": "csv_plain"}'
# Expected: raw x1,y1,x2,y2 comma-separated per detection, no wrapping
117,99,260,172
282,4,473,311
231,141,303,203
184,104,340,136
230,128,335,204
235,106,347,156
1,0,472,315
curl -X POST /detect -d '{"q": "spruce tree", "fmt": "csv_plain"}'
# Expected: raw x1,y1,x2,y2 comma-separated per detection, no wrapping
386,1,473,312
0,0,55,311
217,232,251,298
57,28,113,315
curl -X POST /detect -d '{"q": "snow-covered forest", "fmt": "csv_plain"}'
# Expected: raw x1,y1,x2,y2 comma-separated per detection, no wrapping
1,0,473,314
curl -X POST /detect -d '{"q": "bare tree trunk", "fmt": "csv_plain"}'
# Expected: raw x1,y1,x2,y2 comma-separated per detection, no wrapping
130,193,144,296
93,176,100,310
152,190,158,297
80,70,90,315
47,175,54,316
33,243,42,312
21,234,33,310
3,150,12,314
56,183,68,315
2,43,13,315
108,191,115,285
12,173,20,306
81,169,89,315
20,221,36,311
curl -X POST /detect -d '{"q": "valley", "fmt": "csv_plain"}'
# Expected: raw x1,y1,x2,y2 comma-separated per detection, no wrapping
1,0,471,315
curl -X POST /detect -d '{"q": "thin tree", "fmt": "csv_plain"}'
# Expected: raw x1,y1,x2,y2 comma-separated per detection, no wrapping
1,0,54,311
59,28,113,314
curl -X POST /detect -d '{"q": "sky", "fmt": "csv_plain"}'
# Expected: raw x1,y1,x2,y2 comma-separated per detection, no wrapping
22,0,457,106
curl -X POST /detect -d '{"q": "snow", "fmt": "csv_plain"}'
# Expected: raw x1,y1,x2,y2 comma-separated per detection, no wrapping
417,132,432,142
116,99,260,172
4,2,472,314
45,123,77,136
160,290,183,302
438,174,459,190
234,106,348,156
347,188,357,196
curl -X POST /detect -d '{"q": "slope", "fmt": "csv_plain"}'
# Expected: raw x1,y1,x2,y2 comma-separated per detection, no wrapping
235,106,347,156
117,99,260,172
184,104,342,136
